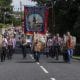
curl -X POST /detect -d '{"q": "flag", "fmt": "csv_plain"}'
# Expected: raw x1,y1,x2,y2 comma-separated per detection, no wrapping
24,6,49,34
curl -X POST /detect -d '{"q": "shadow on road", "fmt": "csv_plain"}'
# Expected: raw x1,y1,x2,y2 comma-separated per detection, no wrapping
15,60,35,63
47,61,65,63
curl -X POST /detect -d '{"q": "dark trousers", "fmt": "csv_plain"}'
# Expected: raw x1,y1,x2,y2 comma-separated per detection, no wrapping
54,45,60,60
46,52,49,58
1,47,7,62
49,46,55,58
21,46,26,59
63,50,68,62
7,45,13,60
34,51,40,62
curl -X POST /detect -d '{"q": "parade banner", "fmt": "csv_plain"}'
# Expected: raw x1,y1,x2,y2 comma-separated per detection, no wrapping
24,6,49,34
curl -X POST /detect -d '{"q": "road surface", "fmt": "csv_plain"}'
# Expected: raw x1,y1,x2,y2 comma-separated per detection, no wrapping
0,52,80,80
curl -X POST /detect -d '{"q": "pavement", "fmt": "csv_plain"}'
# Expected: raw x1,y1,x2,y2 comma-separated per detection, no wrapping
0,52,80,80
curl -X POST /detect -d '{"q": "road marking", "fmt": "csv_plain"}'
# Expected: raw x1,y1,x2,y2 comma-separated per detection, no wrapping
40,66,49,74
36,62,40,65
30,55,40,65
50,78,56,80
30,55,34,59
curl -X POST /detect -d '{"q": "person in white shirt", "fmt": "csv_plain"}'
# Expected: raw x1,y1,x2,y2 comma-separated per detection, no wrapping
46,36,53,58
12,36,16,54
7,36,13,60
1,36,8,62
53,33,62,60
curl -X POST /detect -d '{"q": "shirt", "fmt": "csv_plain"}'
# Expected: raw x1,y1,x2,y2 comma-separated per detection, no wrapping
47,39,53,47
12,38,16,48
2,38,8,47
8,39,13,46
54,37,61,46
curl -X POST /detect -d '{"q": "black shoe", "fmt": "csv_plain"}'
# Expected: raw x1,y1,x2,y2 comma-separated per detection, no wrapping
36,59,39,62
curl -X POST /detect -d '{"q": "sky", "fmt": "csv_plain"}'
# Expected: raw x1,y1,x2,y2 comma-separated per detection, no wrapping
12,0,37,11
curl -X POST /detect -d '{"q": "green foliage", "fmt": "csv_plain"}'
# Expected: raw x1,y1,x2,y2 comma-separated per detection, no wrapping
36,0,80,36
0,23,8,28
53,1,78,34
0,0,12,6
0,0,12,24
0,23,4,28
13,17,21,26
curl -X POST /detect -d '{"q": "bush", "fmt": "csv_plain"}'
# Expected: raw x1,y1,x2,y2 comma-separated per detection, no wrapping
0,23,9,28
74,44,80,56
0,23,4,28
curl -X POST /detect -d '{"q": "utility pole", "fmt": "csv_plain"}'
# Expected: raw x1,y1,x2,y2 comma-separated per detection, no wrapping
52,0,56,33
20,1,22,26
46,0,56,33
51,1,54,30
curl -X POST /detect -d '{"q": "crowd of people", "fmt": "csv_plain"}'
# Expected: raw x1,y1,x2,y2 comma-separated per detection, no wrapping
1,28,16,62
32,31,76,63
0,27,76,64
48,32,76,63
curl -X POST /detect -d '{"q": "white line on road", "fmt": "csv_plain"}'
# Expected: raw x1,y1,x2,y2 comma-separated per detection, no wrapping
30,55,56,80
40,66,49,74
30,55,34,59
50,78,56,80
30,55,40,65
36,62,40,65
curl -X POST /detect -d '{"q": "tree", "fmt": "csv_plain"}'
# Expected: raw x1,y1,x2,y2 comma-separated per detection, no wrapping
35,0,80,36
0,0,12,24
54,0,79,35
